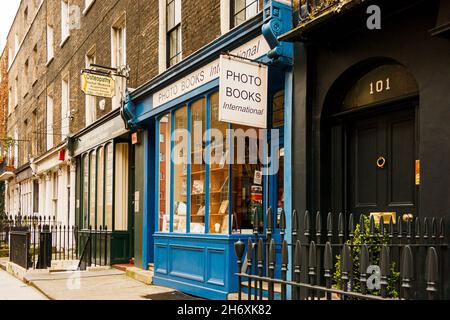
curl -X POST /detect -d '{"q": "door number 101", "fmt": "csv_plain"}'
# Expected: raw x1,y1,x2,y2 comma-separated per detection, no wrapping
370,78,391,95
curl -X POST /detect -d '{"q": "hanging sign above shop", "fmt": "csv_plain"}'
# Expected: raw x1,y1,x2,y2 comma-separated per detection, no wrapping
152,35,271,109
218,55,268,129
81,72,116,98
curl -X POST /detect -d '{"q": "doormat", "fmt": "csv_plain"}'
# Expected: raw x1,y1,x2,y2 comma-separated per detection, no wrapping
142,291,203,300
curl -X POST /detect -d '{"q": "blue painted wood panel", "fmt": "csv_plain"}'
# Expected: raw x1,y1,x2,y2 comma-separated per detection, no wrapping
153,234,252,299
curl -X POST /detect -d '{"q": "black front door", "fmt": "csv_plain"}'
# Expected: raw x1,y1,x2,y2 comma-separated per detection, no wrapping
347,107,417,220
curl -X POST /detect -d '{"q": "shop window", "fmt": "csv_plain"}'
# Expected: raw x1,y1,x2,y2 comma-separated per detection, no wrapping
105,144,113,230
114,143,129,231
272,90,285,128
270,90,285,227
82,154,89,228
232,0,261,28
159,114,171,232
89,151,96,227
173,106,187,233
190,98,206,234
231,125,263,233
80,142,123,231
97,147,104,228
209,93,231,234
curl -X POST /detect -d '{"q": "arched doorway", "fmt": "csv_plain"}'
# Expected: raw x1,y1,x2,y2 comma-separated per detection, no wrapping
321,61,420,223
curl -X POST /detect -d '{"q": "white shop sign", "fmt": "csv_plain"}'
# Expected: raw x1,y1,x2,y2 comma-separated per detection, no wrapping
153,35,270,109
218,55,268,128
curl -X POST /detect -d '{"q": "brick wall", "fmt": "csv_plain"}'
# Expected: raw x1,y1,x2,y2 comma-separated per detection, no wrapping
181,0,221,58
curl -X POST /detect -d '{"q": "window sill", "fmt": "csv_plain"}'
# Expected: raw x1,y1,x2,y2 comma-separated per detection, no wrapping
46,57,54,67
60,35,70,48
82,0,95,16
32,78,38,87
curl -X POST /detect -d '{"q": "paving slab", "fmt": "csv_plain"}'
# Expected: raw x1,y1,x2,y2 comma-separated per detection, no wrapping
27,269,184,300
0,269,47,300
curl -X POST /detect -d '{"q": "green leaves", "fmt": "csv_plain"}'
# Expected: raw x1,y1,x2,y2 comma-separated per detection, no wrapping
332,215,400,298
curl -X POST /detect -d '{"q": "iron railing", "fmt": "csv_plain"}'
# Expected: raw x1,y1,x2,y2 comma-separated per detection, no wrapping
234,208,448,300
1,215,111,270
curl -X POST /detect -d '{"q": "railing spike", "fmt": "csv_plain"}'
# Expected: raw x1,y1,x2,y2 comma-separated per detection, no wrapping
415,217,421,239
389,216,394,240
401,245,414,300
425,247,439,300
253,207,259,236
294,240,301,269
338,213,344,243
324,242,333,272
431,218,437,240
397,216,403,240
439,218,445,241
304,210,311,238
269,239,276,265
360,244,370,295
348,213,354,239
292,209,298,240
280,209,286,240
423,218,429,240
266,207,273,238
380,218,385,238
281,240,288,267
308,241,317,270
326,212,333,240
369,215,376,238
341,243,352,291
315,211,322,239
407,219,412,241
380,245,390,298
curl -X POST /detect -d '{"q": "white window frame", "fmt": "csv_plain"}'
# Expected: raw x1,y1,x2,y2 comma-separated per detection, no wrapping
231,0,261,28
47,25,54,63
111,20,126,110
46,95,54,150
8,87,13,115
14,77,18,107
85,50,96,126
60,0,70,46
61,75,70,137
166,0,182,68
13,129,19,168
83,0,96,15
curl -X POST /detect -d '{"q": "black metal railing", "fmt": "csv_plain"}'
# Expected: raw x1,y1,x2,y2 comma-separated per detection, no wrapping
78,226,110,270
234,208,448,300
1,215,110,270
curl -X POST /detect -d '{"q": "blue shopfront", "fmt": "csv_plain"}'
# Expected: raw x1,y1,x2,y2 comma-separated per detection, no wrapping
122,2,293,299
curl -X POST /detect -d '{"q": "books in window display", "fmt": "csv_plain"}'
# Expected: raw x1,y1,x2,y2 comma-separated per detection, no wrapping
192,180,204,195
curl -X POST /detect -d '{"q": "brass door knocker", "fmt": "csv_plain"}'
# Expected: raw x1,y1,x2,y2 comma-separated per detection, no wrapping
377,156,386,169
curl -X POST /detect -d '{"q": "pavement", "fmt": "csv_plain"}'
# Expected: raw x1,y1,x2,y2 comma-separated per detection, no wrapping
0,269,48,300
0,258,199,300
